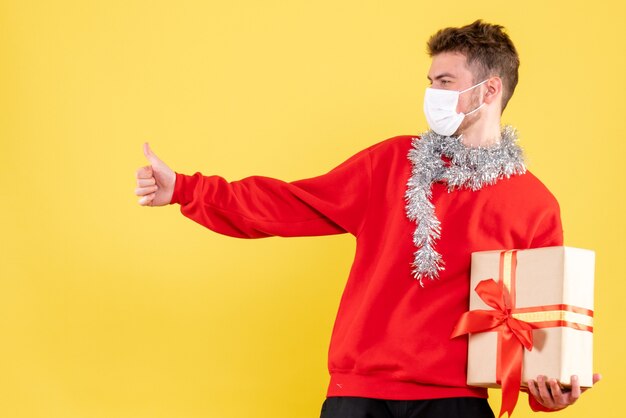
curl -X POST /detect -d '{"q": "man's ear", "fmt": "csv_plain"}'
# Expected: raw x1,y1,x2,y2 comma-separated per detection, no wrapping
483,77,503,105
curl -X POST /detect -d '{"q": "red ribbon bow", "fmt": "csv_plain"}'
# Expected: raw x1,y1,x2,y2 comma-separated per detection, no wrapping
452,278,534,418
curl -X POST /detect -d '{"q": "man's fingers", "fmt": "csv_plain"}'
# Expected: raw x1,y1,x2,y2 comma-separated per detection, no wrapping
529,375,591,410
135,185,159,196
137,177,156,187
537,376,553,405
138,193,156,206
527,379,540,400
143,142,163,165
548,379,567,406
592,373,602,384
137,143,169,207
136,165,153,179
569,375,581,400
143,142,151,159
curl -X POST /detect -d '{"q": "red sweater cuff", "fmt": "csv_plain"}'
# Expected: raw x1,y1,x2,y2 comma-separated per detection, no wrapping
170,172,199,206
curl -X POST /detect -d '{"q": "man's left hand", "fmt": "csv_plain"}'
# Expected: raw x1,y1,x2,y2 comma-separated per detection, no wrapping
528,373,601,410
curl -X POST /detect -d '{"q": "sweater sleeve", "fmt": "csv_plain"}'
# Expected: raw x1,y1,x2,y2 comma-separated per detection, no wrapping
168,146,373,238
529,195,564,248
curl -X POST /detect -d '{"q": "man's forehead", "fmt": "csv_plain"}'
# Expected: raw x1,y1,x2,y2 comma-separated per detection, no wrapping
427,52,471,79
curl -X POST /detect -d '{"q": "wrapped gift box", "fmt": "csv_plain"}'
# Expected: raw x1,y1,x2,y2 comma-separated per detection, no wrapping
465,246,595,390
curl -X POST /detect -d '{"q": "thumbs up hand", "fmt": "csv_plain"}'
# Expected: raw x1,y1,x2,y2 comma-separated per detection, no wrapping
135,143,176,206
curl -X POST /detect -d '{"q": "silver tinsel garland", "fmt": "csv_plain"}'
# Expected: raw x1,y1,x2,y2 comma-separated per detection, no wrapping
404,125,527,286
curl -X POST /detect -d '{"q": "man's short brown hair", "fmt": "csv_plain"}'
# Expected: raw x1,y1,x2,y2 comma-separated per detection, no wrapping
427,20,520,111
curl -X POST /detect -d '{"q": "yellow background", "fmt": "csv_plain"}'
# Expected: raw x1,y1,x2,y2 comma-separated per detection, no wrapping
1,0,624,417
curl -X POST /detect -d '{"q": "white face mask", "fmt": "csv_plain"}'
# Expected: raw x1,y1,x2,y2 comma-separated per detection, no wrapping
423,79,488,136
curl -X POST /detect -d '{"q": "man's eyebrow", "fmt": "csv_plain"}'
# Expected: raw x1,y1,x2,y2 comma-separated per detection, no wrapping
426,73,456,81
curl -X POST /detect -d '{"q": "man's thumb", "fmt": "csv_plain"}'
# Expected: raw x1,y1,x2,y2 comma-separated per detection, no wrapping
143,142,163,166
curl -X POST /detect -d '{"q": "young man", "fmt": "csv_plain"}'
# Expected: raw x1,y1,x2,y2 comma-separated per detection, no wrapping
135,20,599,418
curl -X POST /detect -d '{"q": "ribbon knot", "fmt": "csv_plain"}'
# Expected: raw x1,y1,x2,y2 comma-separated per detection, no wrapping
452,278,534,350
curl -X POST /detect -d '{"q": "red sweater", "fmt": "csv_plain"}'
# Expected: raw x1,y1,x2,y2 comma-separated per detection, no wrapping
170,135,563,408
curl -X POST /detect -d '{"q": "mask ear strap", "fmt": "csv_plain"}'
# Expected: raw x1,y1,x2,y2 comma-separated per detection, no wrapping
459,79,488,94
464,102,486,116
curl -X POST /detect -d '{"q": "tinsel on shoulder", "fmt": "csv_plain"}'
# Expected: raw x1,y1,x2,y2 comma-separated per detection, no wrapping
404,125,526,286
